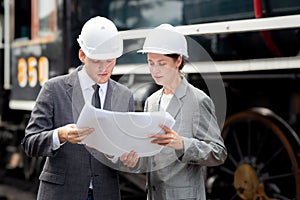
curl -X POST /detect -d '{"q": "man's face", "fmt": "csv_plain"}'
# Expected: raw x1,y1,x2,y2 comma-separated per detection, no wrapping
79,49,116,84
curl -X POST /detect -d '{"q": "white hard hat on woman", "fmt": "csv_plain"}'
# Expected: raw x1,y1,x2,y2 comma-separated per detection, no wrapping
138,24,188,58
77,16,123,60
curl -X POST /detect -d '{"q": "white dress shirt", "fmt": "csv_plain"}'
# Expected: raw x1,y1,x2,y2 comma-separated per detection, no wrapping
159,93,173,111
52,66,108,150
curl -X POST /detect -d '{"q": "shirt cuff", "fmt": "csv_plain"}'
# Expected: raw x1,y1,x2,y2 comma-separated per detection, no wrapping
52,129,61,150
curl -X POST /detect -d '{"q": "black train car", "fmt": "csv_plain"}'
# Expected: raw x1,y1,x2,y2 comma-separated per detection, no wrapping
0,0,300,199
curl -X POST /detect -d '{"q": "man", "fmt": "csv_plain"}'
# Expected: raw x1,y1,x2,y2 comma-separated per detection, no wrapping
22,16,138,200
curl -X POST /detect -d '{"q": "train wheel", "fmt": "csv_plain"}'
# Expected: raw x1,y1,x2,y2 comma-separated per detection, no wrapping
206,107,300,200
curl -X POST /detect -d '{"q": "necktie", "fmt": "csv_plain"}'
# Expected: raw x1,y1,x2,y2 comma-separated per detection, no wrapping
92,84,101,109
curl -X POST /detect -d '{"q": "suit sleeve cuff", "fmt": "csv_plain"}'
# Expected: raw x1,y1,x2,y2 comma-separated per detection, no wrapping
105,154,119,163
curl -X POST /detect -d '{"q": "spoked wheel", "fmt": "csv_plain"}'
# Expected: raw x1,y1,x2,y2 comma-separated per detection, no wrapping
206,107,300,200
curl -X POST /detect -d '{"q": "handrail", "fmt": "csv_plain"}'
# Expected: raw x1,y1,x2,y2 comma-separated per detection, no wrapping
120,14,300,40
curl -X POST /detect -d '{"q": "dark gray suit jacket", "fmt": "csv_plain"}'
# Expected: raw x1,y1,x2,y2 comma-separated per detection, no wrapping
22,66,134,200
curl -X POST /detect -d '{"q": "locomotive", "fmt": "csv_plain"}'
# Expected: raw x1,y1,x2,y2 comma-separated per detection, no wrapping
0,0,300,199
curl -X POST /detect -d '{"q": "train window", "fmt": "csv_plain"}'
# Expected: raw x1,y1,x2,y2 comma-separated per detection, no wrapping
108,0,300,30
31,0,57,39
71,0,110,26
14,0,31,41
13,0,57,43
109,0,184,29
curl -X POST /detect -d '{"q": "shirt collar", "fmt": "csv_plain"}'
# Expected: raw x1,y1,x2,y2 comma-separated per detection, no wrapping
98,82,108,94
78,65,109,93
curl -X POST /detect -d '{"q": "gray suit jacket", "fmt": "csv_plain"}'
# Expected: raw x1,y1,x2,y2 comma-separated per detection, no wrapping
144,78,227,200
22,66,134,200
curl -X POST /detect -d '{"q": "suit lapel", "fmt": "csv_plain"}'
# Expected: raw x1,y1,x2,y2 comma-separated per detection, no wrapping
72,78,85,123
103,79,114,111
166,96,182,119
66,66,85,123
166,78,188,119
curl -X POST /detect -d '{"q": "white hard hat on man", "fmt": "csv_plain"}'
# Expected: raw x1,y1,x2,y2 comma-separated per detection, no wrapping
77,16,123,60
138,24,189,58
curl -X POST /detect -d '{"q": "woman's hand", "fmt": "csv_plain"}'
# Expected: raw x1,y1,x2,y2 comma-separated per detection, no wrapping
149,125,184,150
120,150,139,168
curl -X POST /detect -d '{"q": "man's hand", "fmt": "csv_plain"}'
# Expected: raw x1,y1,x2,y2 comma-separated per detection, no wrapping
120,150,139,168
58,124,94,144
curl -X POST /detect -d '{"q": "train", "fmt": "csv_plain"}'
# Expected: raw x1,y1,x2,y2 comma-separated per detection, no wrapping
0,0,300,199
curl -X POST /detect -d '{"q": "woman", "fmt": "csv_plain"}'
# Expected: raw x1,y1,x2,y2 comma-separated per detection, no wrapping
138,24,227,200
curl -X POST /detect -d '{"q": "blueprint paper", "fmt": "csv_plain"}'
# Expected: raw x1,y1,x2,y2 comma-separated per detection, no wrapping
77,103,175,157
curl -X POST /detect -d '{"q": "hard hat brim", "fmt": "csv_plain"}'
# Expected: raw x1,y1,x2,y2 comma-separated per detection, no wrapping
137,48,189,58
85,50,123,60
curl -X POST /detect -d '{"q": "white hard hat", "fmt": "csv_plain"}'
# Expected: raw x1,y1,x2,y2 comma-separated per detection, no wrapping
77,16,123,60
138,24,188,58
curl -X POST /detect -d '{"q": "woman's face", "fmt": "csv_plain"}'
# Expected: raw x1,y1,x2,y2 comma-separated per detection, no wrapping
79,49,116,84
147,53,181,86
